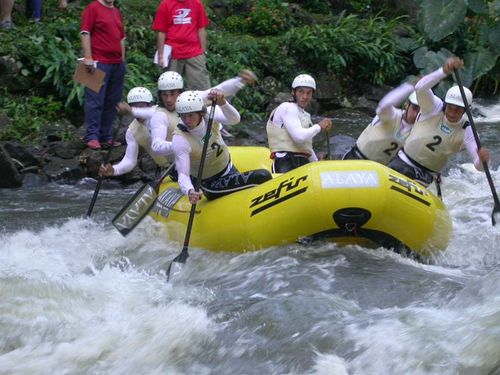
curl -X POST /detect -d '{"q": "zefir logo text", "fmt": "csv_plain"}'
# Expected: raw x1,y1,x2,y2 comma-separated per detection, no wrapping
249,175,308,215
388,174,427,196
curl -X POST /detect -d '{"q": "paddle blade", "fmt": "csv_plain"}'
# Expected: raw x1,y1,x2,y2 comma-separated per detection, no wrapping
166,261,185,282
112,183,158,236
166,248,189,282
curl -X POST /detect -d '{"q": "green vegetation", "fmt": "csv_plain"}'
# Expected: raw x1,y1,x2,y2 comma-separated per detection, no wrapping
0,0,498,142
415,0,500,96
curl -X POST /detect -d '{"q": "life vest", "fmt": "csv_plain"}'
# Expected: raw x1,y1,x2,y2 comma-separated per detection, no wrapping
356,109,406,164
173,119,230,180
403,112,467,172
128,119,170,167
266,103,314,156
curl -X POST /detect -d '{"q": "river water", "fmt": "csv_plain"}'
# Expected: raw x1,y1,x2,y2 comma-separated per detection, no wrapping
1,100,499,374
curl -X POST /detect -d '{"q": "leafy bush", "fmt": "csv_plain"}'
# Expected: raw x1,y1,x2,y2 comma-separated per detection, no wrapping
125,51,159,99
118,1,157,55
292,0,331,14
207,31,296,117
0,92,64,141
222,14,250,34
243,0,295,36
416,0,500,94
283,13,411,86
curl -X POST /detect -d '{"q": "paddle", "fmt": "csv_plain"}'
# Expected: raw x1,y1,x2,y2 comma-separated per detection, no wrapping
454,68,500,225
325,129,331,160
86,125,120,217
111,163,175,236
166,98,217,281
435,173,442,201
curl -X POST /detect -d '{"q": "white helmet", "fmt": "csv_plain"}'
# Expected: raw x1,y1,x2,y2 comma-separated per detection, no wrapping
158,71,184,91
291,74,316,90
127,87,153,104
408,91,418,106
444,85,472,108
176,91,204,114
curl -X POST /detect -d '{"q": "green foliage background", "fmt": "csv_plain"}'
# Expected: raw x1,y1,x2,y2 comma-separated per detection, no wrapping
0,0,498,142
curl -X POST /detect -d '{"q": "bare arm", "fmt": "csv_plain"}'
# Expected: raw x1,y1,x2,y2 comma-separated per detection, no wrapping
198,27,207,53
80,33,94,65
80,33,96,73
157,31,166,67
121,38,126,61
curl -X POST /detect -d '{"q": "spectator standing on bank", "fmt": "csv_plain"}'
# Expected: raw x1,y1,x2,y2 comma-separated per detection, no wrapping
152,0,211,91
26,0,42,22
80,0,126,150
0,0,15,29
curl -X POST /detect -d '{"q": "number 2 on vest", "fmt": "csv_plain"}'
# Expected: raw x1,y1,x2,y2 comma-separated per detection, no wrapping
383,142,398,156
211,142,223,157
425,136,442,151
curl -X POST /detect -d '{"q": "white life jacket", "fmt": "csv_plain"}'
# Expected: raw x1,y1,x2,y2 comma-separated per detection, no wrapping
266,103,314,156
403,112,467,172
128,119,170,167
173,120,230,180
356,109,406,164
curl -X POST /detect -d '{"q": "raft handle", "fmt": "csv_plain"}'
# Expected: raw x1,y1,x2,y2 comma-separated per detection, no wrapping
333,208,371,236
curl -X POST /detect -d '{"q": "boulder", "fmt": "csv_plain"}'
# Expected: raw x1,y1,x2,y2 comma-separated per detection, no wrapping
49,140,86,160
0,144,23,188
2,141,40,169
22,173,49,187
44,156,85,183
352,96,378,116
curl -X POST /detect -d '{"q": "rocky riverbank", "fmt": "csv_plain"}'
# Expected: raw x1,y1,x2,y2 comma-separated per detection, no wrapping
0,86,384,189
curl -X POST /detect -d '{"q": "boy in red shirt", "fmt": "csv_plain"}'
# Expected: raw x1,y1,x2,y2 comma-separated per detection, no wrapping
80,0,126,150
153,0,211,91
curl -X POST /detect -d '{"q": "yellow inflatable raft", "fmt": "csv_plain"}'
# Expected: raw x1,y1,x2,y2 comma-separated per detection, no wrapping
150,147,452,259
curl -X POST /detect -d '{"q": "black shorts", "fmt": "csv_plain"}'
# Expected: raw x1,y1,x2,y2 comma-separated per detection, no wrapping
200,165,272,200
387,154,435,187
272,152,310,173
342,146,365,161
